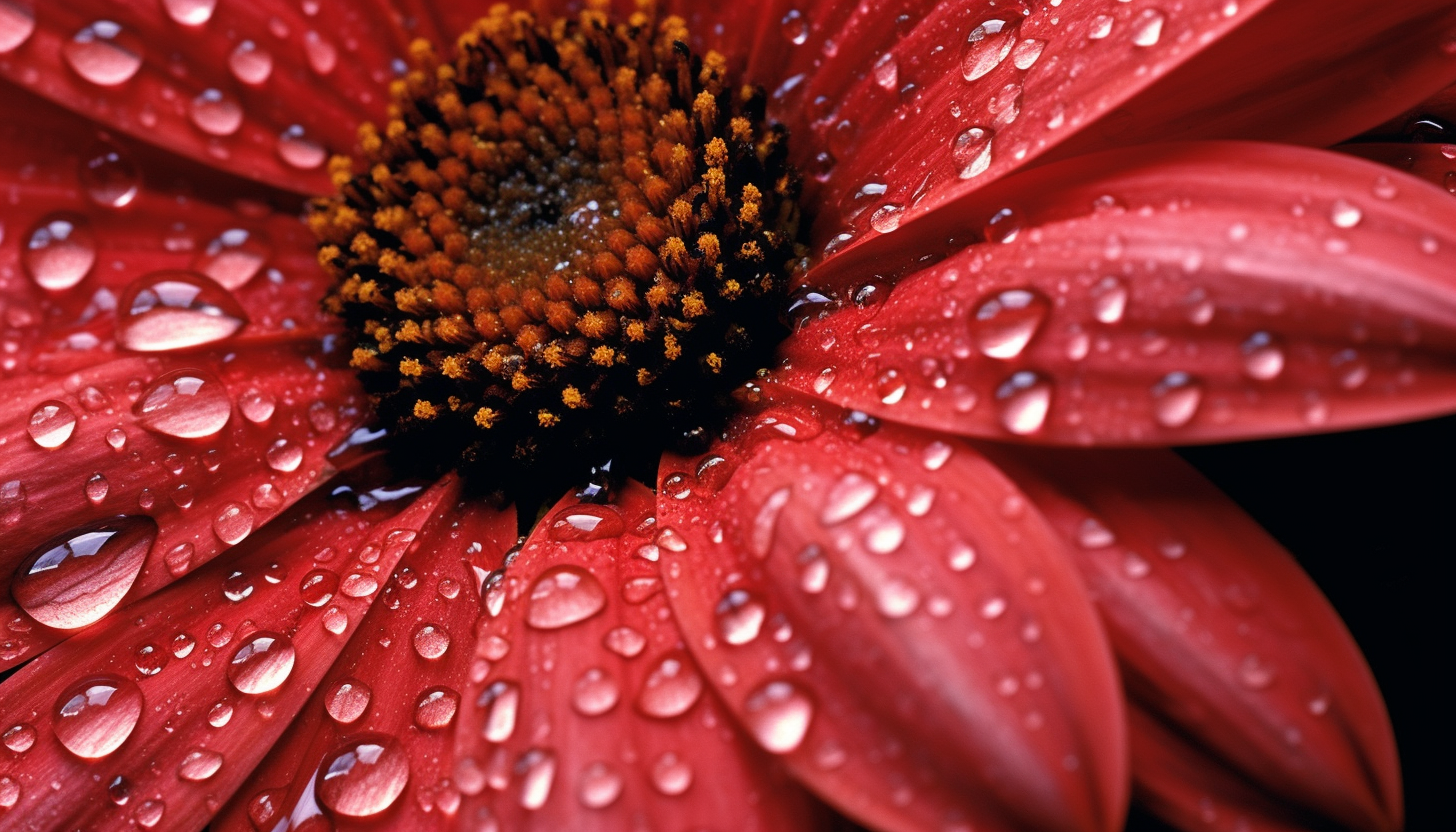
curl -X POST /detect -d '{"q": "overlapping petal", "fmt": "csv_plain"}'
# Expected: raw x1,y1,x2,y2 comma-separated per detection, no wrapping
779,142,1456,445
986,446,1401,832
656,389,1125,832
0,472,457,831
0,0,428,193
215,491,514,830
457,482,822,830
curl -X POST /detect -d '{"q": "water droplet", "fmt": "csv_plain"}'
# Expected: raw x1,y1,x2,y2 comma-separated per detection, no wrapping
637,652,703,718
414,687,460,729
1331,349,1369,390
80,141,139,208
743,680,814,753
602,626,646,658
1011,37,1045,69
572,668,620,716
1329,199,1363,229
1237,654,1276,690
870,203,905,233
116,271,247,351
213,502,254,545
546,504,625,541
178,748,224,781
972,288,1051,359
980,596,1008,619
526,566,606,630
63,21,143,86
1090,276,1129,324
13,516,156,630
133,799,164,828
0,1,35,54
133,642,166,676
2,723,36,753
1241,332,1285,380
1087,14,1114,39
228,40,273,85
952,126,994,179
577,762,623,808
316,735,411,818
161,0,216,26
821,473,878,524
193,228,270,290
1131,8,1165,46
780,9,808,45
996,371,1053,435
948,543,977,571
300,569,338,607
1151,372,1203,428
479,680,521,742
278,124,326,169
0,775,15,810
52,675,143,758
227,631,295,694
1077,518,1115,549
516,748,556,810
715,590,766,645
188,88,243,136
650,752,694,795
133,368,231,438
413,623,451,659
876,368,907,404
962,19,1016,80
27,400,77,449
325,679,371,724
24,213,96,291
876,576,921,618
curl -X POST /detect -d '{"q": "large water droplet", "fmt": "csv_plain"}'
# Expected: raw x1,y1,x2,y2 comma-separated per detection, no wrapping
278,124,326,169
413,622,451,659
414,687,460,729
188,88,243,136
316,735,410,818
996,371,1053,435
961,19,1016,81
715,589,766,645
578,761,623,808
227,631,295,694
479,680,521,742
133,368,232,438
972,288,1051,359
213,502,254,545
743,680,814,753
651,752,693,795
821,473,878,525
63,21,143,86
546,504,624,542
526,566,606,630
952,126,994,179
0,1,36,54
571,668,620,717
161,0,216,26
192,229,270,290
325,678,371,724
177,748,224,781
1151,372,1203,428
24,213,96,291
516,748,557,810
13,516,156,630
1130,8,1165,46
27,400,77,449
1240,332,1285,381
117,271,248,352
228,40,274,85
636,652,703,719
53,675,143,758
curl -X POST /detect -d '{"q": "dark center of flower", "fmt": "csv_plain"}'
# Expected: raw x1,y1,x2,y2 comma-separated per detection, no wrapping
312,3,803,500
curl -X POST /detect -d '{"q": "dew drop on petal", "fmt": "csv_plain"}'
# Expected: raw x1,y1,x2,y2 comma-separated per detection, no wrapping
414,687,460,729
63,21,143,86
161,0,216,26
193,229,270,290
996,371,1052,435
952,126,994,179
52,675,143,758
228,40,273,85
1090,276,1129,324
479,681,521,742
133,369,231,438
117,271,247,351
1131,8,1165,46
870,203,904,233
227,632,295,695
2,724,36,754
300,569,338,607
325,679,371,724
602,626,646,658
779,9,808,45
80,142,139,208
0,1,36,54
820,473,877,525
650,752,693,796
316,735,410,818
526,566,606,630
742,680,814,753
24,213,96,291
0,776,15,810
571,668,620,717
636,652,703,719
1151,371,1203,428
715,589,766,645
1329,199,1362,229
1240,332,1285,381
27,400,77,449
413,623,451,659
188,88,243,136
177,748,224,781
516,748,556,810
13,516,156,630
577,762,623,809
961,19,1016,81
278,125,326,169
876,576,921,618
213,502,254,545
971,288,1050,359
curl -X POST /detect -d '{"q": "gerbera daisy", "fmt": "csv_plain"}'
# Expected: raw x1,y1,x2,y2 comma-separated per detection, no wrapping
0,0,1450,830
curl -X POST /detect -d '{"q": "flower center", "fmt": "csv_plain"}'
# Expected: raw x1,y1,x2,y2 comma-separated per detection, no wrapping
312,4,802,498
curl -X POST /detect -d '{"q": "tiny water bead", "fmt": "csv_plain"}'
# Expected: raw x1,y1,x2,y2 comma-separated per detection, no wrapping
313,7,803,496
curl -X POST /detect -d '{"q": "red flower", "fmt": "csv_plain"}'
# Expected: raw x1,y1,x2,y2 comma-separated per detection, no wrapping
0,1,1451,830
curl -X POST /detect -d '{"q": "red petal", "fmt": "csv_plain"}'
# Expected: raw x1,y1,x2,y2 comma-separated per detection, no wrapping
0,344,365,671
985,446,1401,832
656,389,1126,832
452,482,822,830
778,142,1456,445
1339,142,1456,194
0,472,458,831
213,494,514,831
1131,704,1323,832
787,0,1456,263
0,0,425,193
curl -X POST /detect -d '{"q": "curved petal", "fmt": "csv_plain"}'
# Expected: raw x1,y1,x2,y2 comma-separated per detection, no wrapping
778,142,1456,445
0,472,457,832
655,388,1126,832
984,445,1401,832
456,482,822,830
0,344,365,671
0,0,429,193
791,0,1456,264
214,493,515,831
